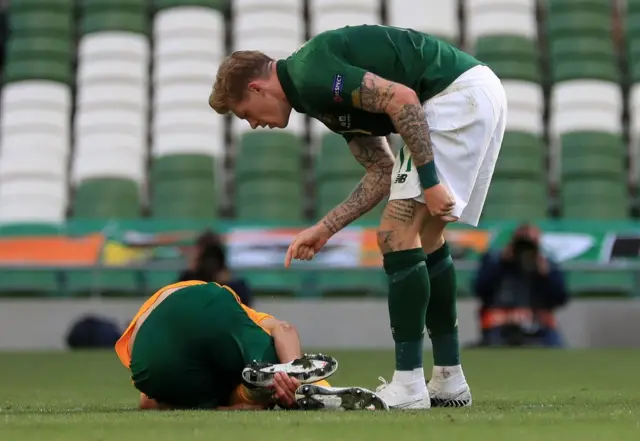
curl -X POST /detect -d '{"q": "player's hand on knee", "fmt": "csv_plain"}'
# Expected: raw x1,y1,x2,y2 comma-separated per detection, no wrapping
271,372,300,408
424,183,456,218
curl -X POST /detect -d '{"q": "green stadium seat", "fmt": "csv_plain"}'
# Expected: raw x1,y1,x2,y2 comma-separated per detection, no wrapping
3,59,74,84
236,132,302,179
547,11,612,40
547,0,611,14
6,37,74,62
0,269,60,296
151,154,216,181
626,4,640,82
240,271,306,297
155,0,229,10
561,179,628,219
316,133,364,179
72,178,141,219
64,269,141,297
82,11,149,34
9,0,74,11
482,179,547,221
9,11,75,38
236,179,303,222
549,37,618,83
152,179,218,219
474,35,540,83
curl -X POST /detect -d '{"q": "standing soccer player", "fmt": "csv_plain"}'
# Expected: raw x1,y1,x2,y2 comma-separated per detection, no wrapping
210,24,507,409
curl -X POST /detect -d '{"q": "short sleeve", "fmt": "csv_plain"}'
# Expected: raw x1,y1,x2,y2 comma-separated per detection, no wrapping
292,49,368,111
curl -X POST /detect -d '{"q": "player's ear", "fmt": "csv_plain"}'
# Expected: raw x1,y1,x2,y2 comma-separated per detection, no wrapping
247,80,261,94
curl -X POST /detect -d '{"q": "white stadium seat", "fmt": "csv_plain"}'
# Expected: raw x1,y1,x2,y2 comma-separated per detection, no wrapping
154,132,225,157
234,0,302,13
77,83,148,112
234,35,301,60
1,81,71,112
72,144,145,184
153,59,218,85
0,178,67,224
78,32,149,61
0,80,72,224
502,80,544,135
153,82,213,112
155,6,225,39
77,59,147,85
0,142,67,180
550,80,623,136
466,0,537,43
309,0,380,36
388,0,458,42
233,12,304,43
75,108,147,142
153,6,226,158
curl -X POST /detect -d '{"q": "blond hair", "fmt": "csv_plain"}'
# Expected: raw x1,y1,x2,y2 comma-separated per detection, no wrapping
209,51,274,114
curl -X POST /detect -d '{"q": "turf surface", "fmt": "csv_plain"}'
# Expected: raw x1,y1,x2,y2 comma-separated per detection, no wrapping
1,349,639,441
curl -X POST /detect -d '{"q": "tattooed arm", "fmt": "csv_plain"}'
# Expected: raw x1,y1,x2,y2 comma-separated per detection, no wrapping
353,73,437,187
321,136,395,235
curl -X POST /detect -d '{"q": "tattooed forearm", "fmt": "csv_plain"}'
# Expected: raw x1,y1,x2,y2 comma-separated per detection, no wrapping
355,72,434,168
321,136,394,234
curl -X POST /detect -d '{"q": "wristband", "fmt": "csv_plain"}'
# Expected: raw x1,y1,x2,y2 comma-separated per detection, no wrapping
416,162,439,189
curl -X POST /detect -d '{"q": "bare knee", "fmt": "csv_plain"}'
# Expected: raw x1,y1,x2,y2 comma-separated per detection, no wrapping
420,216,447,254
377,199,427,254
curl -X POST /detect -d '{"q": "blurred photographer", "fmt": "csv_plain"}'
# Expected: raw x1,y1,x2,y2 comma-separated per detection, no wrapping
473,224,568,347
178,229,254,306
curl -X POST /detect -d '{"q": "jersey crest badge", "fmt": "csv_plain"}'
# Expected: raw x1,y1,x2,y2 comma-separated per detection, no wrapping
332,74,344,102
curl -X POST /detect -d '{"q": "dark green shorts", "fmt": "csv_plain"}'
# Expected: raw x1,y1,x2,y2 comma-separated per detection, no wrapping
130,283,278,409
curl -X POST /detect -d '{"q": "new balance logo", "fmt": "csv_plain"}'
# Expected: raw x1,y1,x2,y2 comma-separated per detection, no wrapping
394,174,408,184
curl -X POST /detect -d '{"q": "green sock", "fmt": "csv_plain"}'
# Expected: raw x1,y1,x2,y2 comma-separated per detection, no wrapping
383,248,430,371
425,242,460,366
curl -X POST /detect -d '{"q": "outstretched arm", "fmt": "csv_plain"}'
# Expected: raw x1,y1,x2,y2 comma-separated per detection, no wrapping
354,73,438,189
320,136,395,235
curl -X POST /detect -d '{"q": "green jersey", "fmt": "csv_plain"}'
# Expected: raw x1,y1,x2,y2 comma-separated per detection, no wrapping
276,25,483,139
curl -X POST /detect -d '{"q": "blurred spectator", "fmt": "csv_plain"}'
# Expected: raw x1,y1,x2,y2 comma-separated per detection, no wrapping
177,229,254,306
473,223,568,347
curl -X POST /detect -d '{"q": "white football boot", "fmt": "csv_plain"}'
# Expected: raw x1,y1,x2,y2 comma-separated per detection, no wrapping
295,385,389,411
242,353,338,389
375,369,431,410
427,365,472,407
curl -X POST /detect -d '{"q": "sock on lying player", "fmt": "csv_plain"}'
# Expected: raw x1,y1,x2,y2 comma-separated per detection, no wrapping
425,242,460,367
383,248,430,376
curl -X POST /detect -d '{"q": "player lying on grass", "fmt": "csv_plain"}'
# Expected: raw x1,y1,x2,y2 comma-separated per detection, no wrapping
211,24,508,409
114,280,387,411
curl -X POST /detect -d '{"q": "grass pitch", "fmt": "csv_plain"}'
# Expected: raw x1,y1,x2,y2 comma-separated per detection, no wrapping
1,349,639,441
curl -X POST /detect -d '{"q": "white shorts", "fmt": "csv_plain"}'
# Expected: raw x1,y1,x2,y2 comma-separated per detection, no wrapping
388,65,508,227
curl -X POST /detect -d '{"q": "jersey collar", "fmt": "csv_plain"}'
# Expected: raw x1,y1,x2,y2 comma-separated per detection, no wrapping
276,59,305,113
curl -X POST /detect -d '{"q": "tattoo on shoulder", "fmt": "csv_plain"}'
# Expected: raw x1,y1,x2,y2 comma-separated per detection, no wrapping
357,73,396,113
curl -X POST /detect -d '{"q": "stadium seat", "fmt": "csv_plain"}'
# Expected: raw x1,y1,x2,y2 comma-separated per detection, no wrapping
494,132,544,180
388,0,459,44
72,3,150,219
475,36,541,84
151,154,218,219
0,178,68,224
309,0,381,36
466,0,537,43
0,1,74,226
315,133,363,179
627,0,640,84
72,178,140,219
502,81,544,135
546,1,619,84
562,179,628,220
153,5,226,158
482,178,547,221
